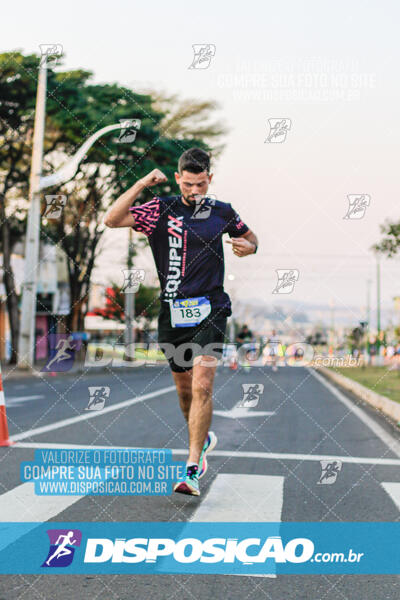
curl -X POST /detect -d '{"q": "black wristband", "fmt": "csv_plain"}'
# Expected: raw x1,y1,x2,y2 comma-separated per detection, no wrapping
252,243,258,254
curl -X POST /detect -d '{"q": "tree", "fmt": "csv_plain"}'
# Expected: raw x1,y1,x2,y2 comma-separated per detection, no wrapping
1,52,226,362
373,221,400,257
1,51,48,363
150,91,227,157
93,283,160,330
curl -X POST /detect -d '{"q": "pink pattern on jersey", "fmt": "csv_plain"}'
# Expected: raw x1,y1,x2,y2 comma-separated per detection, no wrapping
129,198,160,236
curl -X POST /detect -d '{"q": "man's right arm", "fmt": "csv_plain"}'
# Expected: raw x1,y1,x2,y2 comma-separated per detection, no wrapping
104,169,167,228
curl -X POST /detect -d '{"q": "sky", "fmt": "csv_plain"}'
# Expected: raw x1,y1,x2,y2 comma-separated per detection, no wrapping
3,0,400,328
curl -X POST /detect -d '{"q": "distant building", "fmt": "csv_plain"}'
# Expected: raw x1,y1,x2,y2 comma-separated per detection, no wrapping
0,243,70,362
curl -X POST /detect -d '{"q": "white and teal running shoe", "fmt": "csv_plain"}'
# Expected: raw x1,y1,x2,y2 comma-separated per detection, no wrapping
198,431,218,479
174,464,200,496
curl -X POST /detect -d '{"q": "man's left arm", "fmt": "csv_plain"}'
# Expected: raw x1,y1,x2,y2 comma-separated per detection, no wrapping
227,229,258,257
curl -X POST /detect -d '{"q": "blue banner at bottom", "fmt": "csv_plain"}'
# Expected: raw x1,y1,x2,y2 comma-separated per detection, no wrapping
0,522,398,574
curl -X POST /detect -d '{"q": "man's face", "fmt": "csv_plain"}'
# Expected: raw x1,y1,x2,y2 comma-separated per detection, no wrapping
174,170,213,203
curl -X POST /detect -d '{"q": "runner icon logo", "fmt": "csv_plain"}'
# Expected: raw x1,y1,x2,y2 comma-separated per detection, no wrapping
343,194,371,220
86,386,110,411
265,118,291,143
42,334,81,372
317,460,342,485
238,383,265,408
272,269,299,294
42,529,82,568
38,44,63,68
117,119,141,144
122,269,146,293
191,195,217,220
44,195,67,219
188,44,216,70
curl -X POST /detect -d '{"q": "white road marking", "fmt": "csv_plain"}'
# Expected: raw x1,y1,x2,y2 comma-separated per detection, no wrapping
381,482,400,511
213,408,275,418
0,483,84,551
0,481,83,522
309,368,400,457
190,474,284,578
6,395,44,405
214,397,275,419
13,442,400,465
9,385,176,442
191,474,284,522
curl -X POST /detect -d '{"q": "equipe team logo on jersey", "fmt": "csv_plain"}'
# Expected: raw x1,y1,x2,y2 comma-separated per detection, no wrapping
265,118,292,143
165,215,184,299
188,44,216,69
272,269,299,294
42,529,82,568
343,194,370,219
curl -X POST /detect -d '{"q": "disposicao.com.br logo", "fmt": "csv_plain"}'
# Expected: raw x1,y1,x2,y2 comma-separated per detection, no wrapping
82,535,362,565
1,522,392,574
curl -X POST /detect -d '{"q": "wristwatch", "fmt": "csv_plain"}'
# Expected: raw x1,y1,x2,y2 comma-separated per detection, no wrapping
252,243,258,254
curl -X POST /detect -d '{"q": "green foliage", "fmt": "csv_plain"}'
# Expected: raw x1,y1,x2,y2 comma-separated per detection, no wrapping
93,283,160,327
0,50,225,336
373,221,400,258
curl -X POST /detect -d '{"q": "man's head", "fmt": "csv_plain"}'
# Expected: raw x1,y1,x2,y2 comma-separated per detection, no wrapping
242,325,249,332
175,147,213,203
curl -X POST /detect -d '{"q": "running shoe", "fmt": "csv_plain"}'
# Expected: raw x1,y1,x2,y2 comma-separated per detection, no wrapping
174,465,200,496
198,431,218,479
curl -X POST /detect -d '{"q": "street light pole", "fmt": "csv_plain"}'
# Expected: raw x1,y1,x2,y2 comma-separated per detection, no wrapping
17,96,140,369
377,256,381,347
124,227,135,355
17,61,48,369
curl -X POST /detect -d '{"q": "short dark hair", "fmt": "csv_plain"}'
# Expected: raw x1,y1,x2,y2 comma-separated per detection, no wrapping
178,147,210,174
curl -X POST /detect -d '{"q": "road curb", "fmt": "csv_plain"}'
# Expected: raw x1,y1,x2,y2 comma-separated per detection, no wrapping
316,366,400,424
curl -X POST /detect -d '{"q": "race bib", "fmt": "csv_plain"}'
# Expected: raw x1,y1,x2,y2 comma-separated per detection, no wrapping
169,296,211,328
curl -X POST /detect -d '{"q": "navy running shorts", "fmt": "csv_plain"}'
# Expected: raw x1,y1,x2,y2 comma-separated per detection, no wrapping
157,301,229,372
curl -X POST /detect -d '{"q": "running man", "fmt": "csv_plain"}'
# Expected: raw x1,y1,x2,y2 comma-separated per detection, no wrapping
45,531,77,566
45,335,75,371
105,148,258,496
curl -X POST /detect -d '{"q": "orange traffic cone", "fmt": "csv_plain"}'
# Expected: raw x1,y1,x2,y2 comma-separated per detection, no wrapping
0,362,13,446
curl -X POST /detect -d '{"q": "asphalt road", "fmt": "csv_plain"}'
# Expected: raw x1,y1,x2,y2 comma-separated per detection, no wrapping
0,362,400,599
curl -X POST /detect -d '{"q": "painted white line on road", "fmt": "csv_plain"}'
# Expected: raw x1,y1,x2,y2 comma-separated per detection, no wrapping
9,385,176,442
214,409,275,419
381,482,400,511
13,442,400,466
191,474,284,522
6,395,44,404
190,474,283,578
0,483,83,551
309,368,400,458
0,482,83,522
